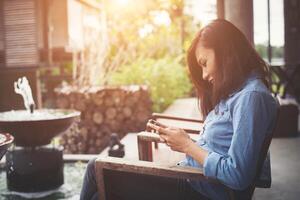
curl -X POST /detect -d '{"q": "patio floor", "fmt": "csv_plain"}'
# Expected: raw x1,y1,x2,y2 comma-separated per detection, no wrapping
254,137,300,200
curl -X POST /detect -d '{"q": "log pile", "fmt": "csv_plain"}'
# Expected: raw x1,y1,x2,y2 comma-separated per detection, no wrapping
55,85,152,154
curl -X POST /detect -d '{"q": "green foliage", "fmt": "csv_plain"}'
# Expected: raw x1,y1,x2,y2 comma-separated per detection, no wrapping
255,44,267,59
108,55,192,112
102,0,197,70
272,46,284,58
97,1,201,112
255,43,284,60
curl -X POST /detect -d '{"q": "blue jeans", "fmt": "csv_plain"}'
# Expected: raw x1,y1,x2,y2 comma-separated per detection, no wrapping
80,158,210,200
80,158,99,200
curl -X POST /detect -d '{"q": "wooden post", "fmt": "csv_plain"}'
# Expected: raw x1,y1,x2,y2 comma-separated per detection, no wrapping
217,0,225,19
284,0,300,64
224,0,254,45
137,136,153,162
137,132,164,162
95,161,106,200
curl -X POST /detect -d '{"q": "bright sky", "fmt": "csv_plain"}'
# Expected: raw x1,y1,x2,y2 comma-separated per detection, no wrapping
113,0,285,46
184,0,217,26
254,0,284,46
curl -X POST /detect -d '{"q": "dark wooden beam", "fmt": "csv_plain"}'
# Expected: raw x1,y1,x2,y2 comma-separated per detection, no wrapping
217,0,225,19
267,0,272,63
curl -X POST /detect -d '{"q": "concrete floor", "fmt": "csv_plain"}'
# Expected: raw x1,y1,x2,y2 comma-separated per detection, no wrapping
253,137,300,200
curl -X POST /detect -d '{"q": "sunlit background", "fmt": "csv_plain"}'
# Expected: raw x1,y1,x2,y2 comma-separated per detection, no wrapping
0,0,299,200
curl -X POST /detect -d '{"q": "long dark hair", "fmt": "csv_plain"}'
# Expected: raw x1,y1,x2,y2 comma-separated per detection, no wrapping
187,19,269,117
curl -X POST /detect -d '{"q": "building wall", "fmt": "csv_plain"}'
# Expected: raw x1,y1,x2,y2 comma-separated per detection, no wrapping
36,0,101,63
36,0,44,50
49,0,68,48
284,0,300,64
67,0,84,50
2,0,39,67
0,1,4,51
0,1,4,66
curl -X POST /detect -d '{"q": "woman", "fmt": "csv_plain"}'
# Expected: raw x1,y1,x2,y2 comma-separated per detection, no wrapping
80,19,278,200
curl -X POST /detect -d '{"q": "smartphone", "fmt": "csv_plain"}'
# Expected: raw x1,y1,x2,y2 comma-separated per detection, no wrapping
147,119,167,132
149,119,167,128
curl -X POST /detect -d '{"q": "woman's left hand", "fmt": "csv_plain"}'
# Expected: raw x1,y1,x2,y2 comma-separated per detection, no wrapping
147,122,208,165
157,126,193,153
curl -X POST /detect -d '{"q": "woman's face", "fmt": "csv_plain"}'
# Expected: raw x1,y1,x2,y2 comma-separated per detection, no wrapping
195,45,217,84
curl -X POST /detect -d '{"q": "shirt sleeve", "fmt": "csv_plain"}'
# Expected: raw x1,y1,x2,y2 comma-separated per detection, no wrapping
203,91,277,190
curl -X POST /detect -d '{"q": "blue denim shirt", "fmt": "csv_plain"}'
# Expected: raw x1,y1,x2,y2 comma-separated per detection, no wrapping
184,74,278,200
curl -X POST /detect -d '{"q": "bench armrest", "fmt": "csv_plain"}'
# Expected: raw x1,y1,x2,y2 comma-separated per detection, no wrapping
152,113,204,123
150,113,204,134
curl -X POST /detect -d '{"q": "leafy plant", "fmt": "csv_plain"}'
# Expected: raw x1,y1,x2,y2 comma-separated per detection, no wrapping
108,55,192,112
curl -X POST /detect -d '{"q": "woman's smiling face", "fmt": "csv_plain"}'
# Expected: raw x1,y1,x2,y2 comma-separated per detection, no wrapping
195,44,217,85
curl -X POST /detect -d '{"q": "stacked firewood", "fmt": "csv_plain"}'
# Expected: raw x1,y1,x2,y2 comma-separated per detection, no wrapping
55,84,152,154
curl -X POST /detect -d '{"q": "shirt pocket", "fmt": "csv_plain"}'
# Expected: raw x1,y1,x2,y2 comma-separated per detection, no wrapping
212,104,231,122
201,104,231,136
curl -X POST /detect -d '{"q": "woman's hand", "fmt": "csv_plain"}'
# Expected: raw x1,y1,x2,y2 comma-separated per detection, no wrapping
147,121,209,165
161,127,194,153
147,122,193,153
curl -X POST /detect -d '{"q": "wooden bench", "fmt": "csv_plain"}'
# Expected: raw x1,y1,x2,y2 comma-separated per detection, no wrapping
94,98,279,200
95,133,207,200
